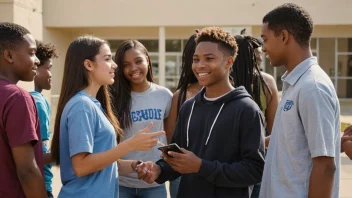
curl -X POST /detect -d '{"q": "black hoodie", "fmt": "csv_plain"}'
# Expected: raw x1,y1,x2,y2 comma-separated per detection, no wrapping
156,86,265,198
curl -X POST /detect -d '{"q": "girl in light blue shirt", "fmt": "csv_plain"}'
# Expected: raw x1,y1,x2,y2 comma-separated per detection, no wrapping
50,36,165,198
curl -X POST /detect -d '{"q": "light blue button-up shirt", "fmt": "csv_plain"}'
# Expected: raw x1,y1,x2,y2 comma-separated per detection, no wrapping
260,57,341,198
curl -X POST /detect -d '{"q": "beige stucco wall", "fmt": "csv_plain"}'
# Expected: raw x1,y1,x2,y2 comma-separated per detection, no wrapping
13,0,43,40
252,25,352,38
43,28,74,96
43,0,352,27
0,1,14,22
63,25,352,41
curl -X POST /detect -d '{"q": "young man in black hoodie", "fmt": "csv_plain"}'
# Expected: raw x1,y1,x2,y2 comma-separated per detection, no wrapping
137,27,265,198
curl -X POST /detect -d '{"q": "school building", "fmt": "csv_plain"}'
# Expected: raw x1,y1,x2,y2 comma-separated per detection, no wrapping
1,0,352,114
2,1,352,197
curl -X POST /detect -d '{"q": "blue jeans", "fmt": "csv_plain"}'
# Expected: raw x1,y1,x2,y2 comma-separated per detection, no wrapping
169,177,181,198
47,191,54,198
119,184,167,198
251,183,260,198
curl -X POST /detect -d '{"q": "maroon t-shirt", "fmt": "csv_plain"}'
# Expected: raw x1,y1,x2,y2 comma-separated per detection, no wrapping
0,78,44,198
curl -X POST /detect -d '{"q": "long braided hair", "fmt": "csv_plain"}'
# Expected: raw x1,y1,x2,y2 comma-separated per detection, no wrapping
231,34,271,111
176,32,198,114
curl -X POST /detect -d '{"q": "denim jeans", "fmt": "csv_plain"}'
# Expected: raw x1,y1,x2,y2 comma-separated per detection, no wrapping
169,177,181,198
251,183,260,198
47,191,54,198
119,184,167,198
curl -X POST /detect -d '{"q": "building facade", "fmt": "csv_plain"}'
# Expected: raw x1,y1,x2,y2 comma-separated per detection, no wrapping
1,0,352,113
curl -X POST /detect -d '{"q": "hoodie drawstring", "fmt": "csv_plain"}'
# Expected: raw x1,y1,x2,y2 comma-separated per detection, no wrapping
186,101,225,147
186,101,195,147
205,103,225,145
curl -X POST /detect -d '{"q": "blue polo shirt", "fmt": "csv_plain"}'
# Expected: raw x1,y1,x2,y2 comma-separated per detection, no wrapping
260,57,341,198
58,90,118,198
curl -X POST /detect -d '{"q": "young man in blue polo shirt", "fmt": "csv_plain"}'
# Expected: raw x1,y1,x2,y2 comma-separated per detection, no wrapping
259,3,340,198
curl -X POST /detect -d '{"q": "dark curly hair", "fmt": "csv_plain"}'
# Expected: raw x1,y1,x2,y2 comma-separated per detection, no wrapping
263,3,313,46
0,22,30,53
195,27,238,58
35,40,58,66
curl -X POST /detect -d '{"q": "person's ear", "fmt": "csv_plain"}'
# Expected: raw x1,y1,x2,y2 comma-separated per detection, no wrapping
3,49,14,64
281,30,289,45
84,59,94,72
226,56,235,70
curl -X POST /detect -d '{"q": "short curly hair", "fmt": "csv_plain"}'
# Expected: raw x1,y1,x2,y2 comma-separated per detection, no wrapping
35,40,58,66
195,27,238,58
263,3,313,46
0,22,30,53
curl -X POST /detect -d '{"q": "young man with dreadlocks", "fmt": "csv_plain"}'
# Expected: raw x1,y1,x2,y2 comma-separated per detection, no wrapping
232,35,279,137
260,3,340,198
231,35,279,198
137,27,265,198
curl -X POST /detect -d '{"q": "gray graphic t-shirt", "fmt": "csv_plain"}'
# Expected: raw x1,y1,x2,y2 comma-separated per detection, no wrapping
119,83,172,188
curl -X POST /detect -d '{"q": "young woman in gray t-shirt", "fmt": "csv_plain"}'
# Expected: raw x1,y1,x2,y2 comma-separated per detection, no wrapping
110,40,172,198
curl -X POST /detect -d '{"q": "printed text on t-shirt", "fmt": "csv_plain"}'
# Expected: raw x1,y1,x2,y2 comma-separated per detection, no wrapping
131,109,162,122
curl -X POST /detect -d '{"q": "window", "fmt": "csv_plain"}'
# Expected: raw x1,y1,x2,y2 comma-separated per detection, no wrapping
149,54,159,84
165,54,182,91
166,40,182,52
337,79,352,98
319,38,335,77
336,38,352,98
139,40,159,52
108,39,158,54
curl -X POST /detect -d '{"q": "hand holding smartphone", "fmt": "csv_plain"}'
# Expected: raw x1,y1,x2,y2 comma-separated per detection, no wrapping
158,143,183,158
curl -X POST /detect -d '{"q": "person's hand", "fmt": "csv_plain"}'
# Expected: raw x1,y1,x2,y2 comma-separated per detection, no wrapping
161,148,202,174
341,135,352,147
343,125,352,137
136,161,161,184
341,136,352,160
265,136,271,148
126,123,165,151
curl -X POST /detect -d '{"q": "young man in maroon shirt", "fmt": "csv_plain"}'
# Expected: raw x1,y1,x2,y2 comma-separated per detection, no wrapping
0,22,47,198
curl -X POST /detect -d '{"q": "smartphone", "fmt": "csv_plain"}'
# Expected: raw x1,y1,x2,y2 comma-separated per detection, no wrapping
158,143,183,158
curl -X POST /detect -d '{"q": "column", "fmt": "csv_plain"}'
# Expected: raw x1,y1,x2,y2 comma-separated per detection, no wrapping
158,26,166,86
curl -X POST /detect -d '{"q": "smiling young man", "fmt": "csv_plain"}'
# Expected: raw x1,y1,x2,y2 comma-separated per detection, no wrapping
30,40,58,198
0,22,47,198
259,3,340,198
137,27,265,198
